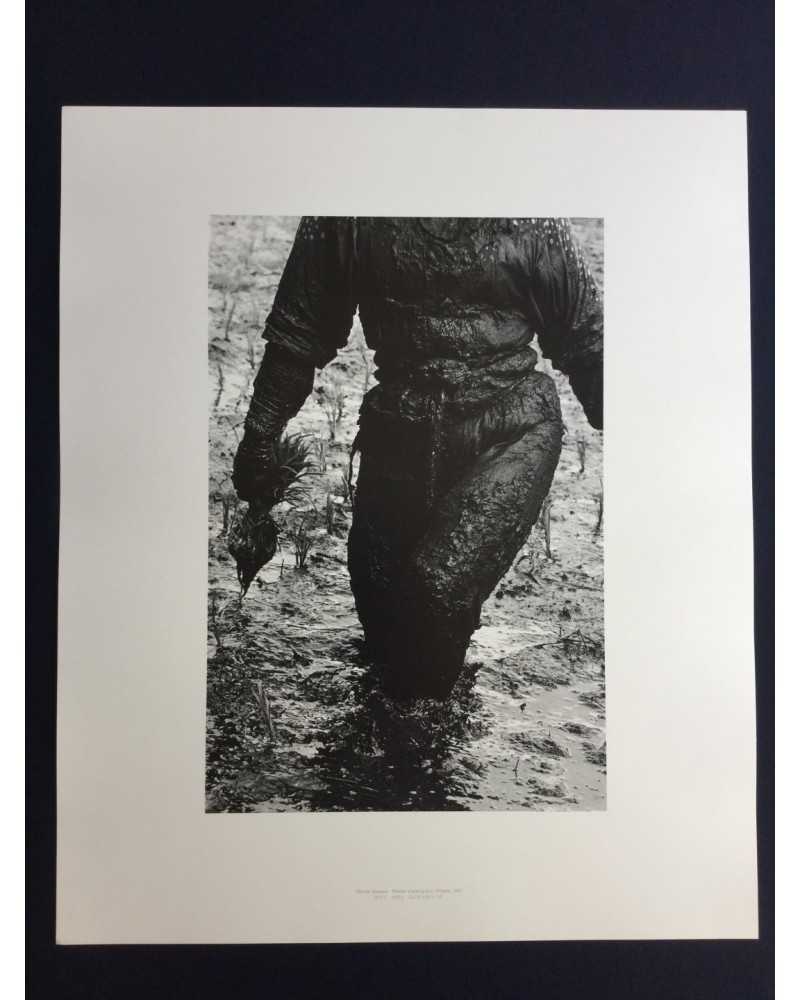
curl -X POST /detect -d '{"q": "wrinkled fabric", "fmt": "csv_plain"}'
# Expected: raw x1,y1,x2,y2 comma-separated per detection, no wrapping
264,217,603,427
245,343,315,439
348,371,563,699
233,344,316,504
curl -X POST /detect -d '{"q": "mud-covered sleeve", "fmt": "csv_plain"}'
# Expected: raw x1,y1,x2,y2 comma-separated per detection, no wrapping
516,219,603,429
262,216,358,369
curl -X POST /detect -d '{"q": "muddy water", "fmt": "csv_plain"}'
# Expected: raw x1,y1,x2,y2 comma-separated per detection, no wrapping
205,586,606,812
206,215,605,813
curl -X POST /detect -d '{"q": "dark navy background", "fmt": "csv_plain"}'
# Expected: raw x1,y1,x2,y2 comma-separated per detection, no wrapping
27,2,774,997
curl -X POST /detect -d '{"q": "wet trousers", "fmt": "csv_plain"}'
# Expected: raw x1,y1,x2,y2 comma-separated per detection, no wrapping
347,370,563,699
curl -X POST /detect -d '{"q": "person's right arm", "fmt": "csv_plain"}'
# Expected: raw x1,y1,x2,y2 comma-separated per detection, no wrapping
232,343,315,504
232,217,358,504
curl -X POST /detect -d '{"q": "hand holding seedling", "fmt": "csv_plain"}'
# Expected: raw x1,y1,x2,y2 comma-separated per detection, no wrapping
229,341,317,594
229,432,314,595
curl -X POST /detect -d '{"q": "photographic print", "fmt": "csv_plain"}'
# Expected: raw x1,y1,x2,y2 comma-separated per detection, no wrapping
58,108,757,944
206,216,605,813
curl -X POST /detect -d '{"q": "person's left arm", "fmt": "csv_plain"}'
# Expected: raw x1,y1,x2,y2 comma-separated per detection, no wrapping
513,219,603,430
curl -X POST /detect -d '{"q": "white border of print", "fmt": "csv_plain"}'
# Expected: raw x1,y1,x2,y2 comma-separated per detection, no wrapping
58,108,756,943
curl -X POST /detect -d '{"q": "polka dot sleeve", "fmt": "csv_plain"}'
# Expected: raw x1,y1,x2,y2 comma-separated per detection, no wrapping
514,218,604,428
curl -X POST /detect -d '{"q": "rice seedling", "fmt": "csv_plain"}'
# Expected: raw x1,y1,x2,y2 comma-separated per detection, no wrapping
272,433,315,509
228,433,315,594
325,494,336,535
214,363,225,410
541,495,553,559
286,515,314,570
337,470,352,505
593,481,603,536
576,435,587,474
320,375,346,440
314,435,328,473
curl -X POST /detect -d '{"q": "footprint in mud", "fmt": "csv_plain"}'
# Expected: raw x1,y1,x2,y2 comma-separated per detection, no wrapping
526,775,573,800
578,687,606,712
583,740,607,767
492,646,575,691
509,732,572,758
561,720,600,737
526,758,563,774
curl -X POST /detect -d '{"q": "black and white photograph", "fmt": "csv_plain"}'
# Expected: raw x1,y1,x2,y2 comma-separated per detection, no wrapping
54,104,759,948
206,215,605,813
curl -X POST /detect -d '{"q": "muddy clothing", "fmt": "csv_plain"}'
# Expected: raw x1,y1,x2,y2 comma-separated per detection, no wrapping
263,216,602,426
232,344,316,504
349,370,564,698
241,217,602,698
